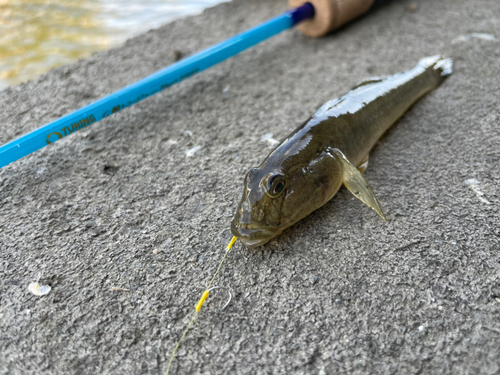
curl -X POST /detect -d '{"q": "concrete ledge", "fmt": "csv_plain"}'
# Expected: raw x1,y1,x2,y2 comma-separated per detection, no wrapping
1,0,499,374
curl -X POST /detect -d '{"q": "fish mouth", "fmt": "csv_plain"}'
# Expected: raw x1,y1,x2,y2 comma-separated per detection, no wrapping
230,221,279,249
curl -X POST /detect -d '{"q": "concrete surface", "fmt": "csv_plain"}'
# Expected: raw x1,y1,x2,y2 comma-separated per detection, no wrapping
1,0,499,374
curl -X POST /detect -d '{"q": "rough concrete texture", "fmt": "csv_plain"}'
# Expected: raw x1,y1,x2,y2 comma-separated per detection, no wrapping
1,0,499,374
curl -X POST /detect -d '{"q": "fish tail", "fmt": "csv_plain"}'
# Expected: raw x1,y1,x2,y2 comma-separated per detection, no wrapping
417,55,453,78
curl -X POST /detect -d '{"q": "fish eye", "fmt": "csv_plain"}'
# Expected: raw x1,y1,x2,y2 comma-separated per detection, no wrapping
265,172,286,197
274,182,284,194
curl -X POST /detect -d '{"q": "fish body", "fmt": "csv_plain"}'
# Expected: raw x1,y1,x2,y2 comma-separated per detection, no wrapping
231,56,452,248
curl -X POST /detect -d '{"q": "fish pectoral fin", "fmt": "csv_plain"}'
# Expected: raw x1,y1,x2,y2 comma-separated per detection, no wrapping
357,154,369,173
331,149,387,222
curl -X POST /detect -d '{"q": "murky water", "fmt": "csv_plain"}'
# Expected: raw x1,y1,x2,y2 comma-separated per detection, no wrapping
0,0,226,90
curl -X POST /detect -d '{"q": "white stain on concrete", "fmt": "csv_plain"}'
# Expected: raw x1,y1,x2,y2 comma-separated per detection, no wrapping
453,33,497,43
185,145,201,157
260,133,279,146
465,178,490,204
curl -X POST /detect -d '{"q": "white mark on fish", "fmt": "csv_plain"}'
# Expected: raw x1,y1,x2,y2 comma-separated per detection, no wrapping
186,146,201,157
465,178,490,204
260,133,279,146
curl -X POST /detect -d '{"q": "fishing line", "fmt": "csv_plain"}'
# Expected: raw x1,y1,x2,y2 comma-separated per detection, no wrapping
165,236,237,375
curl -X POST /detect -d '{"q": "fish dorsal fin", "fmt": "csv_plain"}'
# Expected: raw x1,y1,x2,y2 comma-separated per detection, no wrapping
331,149,387,222
351,77,383,90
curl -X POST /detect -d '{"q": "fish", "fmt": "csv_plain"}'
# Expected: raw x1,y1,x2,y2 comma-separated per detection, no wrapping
231,55,452,248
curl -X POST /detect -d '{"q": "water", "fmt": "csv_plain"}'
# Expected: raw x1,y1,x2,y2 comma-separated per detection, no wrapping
0,0,227,90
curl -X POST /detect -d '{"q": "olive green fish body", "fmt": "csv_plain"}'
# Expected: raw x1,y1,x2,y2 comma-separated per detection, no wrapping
232,56,452,248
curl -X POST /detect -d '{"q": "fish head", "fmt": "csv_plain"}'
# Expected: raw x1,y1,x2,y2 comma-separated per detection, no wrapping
231,162,337,248
231,167,283,248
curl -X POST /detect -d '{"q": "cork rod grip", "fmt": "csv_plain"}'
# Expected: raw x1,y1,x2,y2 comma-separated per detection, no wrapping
289,0,376,37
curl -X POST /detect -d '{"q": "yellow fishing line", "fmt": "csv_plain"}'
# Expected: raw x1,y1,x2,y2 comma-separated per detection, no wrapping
165,236,237,375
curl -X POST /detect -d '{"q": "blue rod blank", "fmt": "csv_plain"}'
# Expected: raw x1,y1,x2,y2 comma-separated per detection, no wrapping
0,4,314,169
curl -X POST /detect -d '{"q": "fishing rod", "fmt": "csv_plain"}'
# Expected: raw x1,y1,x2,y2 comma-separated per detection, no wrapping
0,0,390,169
